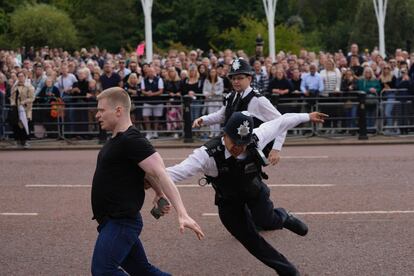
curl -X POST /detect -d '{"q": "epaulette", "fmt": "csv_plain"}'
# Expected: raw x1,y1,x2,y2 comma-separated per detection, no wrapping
204,137,225,157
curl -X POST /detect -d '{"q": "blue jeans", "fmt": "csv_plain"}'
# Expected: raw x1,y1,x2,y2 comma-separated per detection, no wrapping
384,93,396,127
91,215,171,276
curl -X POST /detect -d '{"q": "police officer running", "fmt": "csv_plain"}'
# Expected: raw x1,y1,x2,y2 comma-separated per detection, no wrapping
166,110,328,275
193,58,285,165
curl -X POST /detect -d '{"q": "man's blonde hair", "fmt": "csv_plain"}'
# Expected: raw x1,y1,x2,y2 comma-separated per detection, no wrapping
97,87,131,112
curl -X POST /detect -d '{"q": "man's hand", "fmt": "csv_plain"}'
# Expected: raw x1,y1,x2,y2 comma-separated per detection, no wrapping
153,194,171,216
309,112,329,123
268,149,280,166
192,117,203,128
178,214,205,240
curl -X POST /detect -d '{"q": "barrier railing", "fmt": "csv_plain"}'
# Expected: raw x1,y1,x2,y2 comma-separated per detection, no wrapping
2,90,413,142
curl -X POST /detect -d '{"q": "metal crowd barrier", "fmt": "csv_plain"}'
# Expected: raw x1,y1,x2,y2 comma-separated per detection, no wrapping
2,90,413,142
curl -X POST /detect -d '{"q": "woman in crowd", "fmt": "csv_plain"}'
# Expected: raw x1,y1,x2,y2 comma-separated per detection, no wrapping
164,67,183,137
357,67,382,132
267,68,293,114
182,64,203,121
36,78,61,137
320,58,342,132
202,67,223,137
379,63,397,134
340,69,359,130
124,73,142,127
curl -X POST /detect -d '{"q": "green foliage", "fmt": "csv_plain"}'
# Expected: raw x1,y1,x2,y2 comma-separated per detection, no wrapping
9,3,78,49
215,17,268,56
0,0,413,55
275,24,303,54
215,17,304,56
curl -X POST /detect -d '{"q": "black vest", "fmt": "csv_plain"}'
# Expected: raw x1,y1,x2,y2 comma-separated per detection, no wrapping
224,89,263,126
224,89,274,156
204,137,264,204
143,76,161,103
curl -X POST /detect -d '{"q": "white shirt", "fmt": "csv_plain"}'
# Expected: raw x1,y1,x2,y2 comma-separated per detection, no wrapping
200,86,286,150
167,113,310,181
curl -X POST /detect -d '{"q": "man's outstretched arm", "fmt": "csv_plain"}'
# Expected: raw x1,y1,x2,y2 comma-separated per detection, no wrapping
139,152,204,240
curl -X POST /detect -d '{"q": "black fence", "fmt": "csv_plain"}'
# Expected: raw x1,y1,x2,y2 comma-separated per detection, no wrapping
1,90,413,142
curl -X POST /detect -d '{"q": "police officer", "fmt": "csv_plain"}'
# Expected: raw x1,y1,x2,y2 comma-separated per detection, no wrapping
168,111,328,275
193,58,285,165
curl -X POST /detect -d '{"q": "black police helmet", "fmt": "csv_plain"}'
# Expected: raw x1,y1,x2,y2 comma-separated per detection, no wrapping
223,111,254,145
228,58,254,77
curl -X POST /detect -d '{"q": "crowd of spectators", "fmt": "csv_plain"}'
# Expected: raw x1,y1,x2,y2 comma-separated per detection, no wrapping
1,43,414,146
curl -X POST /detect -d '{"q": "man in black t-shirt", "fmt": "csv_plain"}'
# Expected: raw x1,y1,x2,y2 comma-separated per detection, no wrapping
91,87,204,276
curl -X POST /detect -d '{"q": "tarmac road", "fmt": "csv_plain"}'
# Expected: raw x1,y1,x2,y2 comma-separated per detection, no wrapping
0,144,413,275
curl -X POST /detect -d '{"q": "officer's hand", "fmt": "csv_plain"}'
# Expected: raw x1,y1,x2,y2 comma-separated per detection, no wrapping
268,149,280,166
309,112,329,123
178,214,205,240
192,117,203,128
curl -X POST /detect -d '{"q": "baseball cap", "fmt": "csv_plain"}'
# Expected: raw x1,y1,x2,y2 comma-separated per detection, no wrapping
223,111,254,145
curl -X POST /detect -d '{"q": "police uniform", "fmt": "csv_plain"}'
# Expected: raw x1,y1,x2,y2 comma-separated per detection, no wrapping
199,58,286,153
167,112,310,276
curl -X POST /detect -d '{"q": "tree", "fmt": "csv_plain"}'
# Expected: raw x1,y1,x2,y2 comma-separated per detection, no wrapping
215,17,303,56
9,4,78,49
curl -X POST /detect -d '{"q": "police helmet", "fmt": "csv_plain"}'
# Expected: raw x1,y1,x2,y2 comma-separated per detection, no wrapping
228,58,254,77
223,111,254,145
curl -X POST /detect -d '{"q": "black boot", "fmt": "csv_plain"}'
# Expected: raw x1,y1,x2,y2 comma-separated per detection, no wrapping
283,214,308,236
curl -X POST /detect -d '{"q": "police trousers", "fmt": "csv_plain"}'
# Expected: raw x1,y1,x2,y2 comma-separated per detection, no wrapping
217,183,300,276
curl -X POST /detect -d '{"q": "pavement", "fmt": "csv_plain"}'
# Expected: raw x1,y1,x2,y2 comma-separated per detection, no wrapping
0,133,413,150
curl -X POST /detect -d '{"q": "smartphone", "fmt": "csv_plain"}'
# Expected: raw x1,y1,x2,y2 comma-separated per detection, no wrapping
150,197,170,219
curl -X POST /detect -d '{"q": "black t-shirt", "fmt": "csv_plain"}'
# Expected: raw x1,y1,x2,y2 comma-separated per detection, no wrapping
91,126,155,220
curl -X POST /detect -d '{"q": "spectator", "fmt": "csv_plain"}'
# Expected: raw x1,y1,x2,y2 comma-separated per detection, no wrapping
300,63,324,110
346,43,364,65
341,69,359,130
182,64,203,121
251,60,269,94
98,61,122,142
72,68,90,135
116,59,130,80
0,72,7,138
164,67,182,137
32,63,47,96
396,68,414,134
357,67,381,131
267,68,293,114
320,59,342,131
124,73,142,126
9,72,35,147
379,64,397,134
36,78,61,137
141,66,164,139
350,55,363,77
202,67,224,137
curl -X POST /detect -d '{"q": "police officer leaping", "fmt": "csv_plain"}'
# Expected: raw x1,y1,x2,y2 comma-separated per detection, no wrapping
193,58,284,165
167,111,328,276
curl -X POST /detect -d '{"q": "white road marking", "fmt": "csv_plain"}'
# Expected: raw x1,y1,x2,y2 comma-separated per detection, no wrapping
1,213,38,216
202,210,414,216
163,156,329,161
26,184,91,188
176,184,334,188
25,184,334,188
